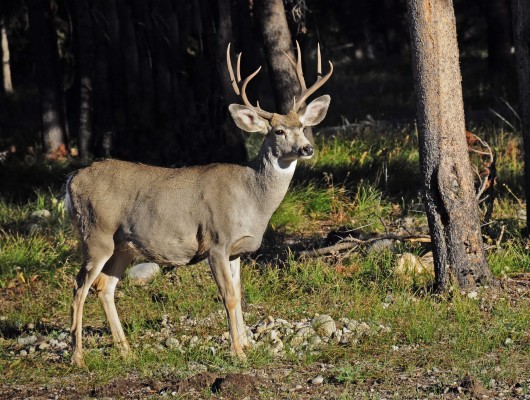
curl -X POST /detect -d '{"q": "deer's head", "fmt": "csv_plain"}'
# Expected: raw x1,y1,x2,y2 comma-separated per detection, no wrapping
226,42,333,166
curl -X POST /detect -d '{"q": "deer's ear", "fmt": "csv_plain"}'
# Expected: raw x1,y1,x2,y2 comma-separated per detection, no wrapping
300,95,330,127
229,104,269,133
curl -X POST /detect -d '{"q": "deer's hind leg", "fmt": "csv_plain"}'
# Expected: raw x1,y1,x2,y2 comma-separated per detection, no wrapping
71,234,114,366
94,244,135,358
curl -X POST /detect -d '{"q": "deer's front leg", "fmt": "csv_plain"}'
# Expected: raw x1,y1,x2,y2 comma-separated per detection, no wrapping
208,250,246,358
229,257,250,349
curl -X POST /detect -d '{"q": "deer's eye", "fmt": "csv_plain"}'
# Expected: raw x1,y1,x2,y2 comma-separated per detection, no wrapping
275,129,285,136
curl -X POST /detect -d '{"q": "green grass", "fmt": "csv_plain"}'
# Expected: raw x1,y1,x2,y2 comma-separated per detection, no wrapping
0,124,529,397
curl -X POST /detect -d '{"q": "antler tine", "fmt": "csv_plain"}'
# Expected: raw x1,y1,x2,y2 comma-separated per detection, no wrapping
226,44,274,119
294,60,334,111
226,43,240,95
241,67,274,119
295,41,306,90
317,43,322,77
236,52,242,83
291,42,334,112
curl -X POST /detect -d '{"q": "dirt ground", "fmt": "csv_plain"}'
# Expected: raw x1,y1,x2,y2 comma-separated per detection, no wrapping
2,364,529,400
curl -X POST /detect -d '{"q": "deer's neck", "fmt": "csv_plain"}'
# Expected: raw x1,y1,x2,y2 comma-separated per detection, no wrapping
248,144,297,212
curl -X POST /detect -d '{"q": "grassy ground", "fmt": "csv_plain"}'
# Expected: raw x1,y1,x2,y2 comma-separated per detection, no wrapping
0,124,529,399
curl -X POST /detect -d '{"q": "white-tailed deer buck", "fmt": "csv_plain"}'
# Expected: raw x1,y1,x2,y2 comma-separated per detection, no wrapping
66,42,333,366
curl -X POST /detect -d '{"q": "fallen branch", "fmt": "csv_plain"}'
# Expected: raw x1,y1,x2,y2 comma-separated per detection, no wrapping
298,234,431,258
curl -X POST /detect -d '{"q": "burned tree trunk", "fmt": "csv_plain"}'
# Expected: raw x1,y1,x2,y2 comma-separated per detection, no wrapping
512,0,530,236
27,0,67,156
406,0,493,290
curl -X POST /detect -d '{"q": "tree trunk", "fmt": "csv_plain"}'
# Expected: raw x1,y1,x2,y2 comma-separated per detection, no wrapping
255,0,313,143
512,0,530,236
1,17,13,94
115,0,140,160
131,0,155,128
151,0,173,130
406,0,493,291
215,0,247,163
255,0,297,112
27,0,67,156
70,0,95,161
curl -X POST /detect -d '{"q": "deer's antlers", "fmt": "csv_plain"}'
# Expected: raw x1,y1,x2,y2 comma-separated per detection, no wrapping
284,41,334,112
227,41,333,117
226,43,273,120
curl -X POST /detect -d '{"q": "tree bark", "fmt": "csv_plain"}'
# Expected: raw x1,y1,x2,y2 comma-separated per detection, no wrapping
1,17,13,94
27,0,67,156
255,0,297,113
131,0,155,128
215,0,247,162
70,0,95,160
512,0,530,236
406,0,493,291
255,0,314,143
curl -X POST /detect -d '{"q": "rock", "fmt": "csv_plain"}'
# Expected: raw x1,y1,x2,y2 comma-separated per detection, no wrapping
311,375,324,385
290,327,316,348
17,335,37,346
57,332,68,341
367,239,395,254
394,252,434,284
126,263,161,284
308,335,322,346
19,350,28,357
30,210,51,220
346,320,358,331
311,314,336,338
38,342,50,350
271,340,284,353
165,338,180,349
467,291,478,299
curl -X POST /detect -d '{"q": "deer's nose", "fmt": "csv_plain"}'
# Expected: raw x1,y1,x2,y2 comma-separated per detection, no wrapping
299,145,314,157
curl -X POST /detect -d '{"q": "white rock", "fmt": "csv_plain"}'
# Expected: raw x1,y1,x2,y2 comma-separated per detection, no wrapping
31,210,51,220
311,314,336,338
38,342,50,350
308,335,322,346
127,263,161,284
395,253,434,282
311,375,324,385
19,350,28,357
17,335,37,346
290,327,316,347
165,338,180,348
467,291,478,299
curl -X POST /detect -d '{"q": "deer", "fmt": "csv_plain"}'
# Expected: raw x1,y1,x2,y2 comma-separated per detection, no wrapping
65,41,333,366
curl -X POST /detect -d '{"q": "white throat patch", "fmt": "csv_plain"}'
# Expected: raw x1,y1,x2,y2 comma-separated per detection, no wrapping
274,158,297,174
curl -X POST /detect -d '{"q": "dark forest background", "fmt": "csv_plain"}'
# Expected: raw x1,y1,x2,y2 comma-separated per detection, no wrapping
0,0,516,167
